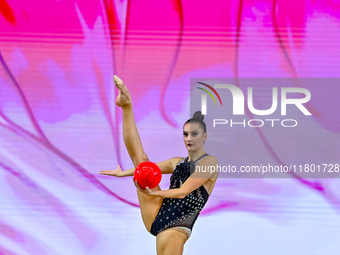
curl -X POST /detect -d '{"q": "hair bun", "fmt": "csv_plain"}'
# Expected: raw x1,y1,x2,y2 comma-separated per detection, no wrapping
192,111,204,121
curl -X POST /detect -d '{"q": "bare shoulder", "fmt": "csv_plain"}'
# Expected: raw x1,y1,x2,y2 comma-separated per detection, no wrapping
196,155,219,179
155,157,184,174
200,155,218,165
169,157,185,169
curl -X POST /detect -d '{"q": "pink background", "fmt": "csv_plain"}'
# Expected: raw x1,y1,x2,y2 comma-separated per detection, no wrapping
0,0,339,254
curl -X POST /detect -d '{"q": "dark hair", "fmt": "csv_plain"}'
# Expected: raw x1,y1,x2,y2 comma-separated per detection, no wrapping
183,111,207,133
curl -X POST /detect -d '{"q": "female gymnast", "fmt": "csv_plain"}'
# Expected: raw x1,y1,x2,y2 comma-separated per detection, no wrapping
100,76,218,255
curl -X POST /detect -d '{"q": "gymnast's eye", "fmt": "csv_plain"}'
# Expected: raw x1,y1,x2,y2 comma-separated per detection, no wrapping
183,132,188,137
192,132,198,136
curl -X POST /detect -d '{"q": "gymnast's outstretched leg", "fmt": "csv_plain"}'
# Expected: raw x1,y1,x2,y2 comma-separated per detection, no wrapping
115,75,163,232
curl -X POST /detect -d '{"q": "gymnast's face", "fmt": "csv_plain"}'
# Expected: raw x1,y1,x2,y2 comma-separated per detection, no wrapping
183,122,207,151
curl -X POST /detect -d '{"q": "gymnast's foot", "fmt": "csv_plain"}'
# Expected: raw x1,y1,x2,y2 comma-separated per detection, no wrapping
114,75,132,108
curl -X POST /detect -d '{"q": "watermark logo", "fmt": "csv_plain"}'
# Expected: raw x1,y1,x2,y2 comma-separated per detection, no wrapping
195,81,312,128
196,82,223,115
198,83,311,116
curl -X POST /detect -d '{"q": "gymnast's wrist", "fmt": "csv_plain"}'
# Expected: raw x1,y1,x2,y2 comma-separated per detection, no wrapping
119,168,135,177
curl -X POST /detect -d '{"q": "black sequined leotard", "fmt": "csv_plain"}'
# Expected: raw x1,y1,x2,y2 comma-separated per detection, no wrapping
150,153,210,237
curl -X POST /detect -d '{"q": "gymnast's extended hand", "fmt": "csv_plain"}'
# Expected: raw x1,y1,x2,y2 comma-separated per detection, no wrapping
99,165,138,178
99,165,123,178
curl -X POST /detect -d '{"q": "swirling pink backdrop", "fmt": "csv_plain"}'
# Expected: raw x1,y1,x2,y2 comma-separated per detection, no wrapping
0,0,340,254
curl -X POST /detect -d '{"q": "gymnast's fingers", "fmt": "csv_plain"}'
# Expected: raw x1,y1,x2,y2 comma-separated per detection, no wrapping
134,180,141,190
99,170,115,176
135,180,147,192
145,187,152,194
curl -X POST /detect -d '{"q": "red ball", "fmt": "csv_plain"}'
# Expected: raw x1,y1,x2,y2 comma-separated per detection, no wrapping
134,162,162,189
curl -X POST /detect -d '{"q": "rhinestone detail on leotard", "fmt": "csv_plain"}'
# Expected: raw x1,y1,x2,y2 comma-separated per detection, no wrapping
150,154,210,237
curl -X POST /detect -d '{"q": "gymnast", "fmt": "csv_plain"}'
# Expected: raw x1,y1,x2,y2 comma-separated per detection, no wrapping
100,76,218,255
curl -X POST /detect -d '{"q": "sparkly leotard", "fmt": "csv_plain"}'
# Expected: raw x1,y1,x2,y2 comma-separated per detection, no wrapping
150,153,210,238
